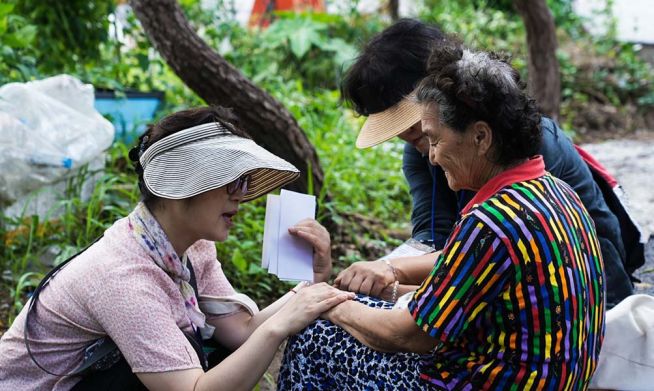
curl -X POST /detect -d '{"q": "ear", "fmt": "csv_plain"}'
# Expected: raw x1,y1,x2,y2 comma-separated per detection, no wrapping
471,121,493,156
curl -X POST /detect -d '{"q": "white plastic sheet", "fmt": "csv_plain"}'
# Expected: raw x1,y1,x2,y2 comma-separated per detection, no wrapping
590,294,654,390
0,75,114,205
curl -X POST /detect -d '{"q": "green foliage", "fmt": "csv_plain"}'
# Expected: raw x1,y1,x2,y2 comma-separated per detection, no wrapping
595,42,654,105
196,10,379,90
14,0,114,73
0,1,38,83
423,1,525,55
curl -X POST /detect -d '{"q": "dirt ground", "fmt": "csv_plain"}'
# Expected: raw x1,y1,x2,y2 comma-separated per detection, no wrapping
581,130,654,294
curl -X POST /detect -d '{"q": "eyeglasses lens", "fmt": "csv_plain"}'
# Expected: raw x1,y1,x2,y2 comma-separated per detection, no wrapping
228,175,250,195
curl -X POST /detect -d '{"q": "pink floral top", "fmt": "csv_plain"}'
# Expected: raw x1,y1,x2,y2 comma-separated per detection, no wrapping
0,216,237,390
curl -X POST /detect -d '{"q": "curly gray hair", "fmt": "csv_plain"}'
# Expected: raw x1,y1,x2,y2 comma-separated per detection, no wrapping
415,43,542,166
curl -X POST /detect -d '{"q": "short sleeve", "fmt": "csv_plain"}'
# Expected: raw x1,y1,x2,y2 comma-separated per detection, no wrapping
187,240,236,298
408,215,513,344
86,264,202,373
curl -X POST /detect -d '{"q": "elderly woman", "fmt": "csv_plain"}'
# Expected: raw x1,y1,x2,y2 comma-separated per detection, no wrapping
278,45,605,390
0,106,353,390
337,19,633,309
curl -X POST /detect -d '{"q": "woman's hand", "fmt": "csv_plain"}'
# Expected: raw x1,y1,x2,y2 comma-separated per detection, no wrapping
333,260,395,298
270,282,355,337
288,219,332,283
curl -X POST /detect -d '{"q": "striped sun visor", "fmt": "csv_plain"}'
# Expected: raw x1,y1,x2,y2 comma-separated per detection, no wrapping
140,123,300,201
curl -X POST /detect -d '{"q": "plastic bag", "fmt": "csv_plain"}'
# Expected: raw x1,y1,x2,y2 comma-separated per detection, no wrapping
0,75,114,205
590,294,654,390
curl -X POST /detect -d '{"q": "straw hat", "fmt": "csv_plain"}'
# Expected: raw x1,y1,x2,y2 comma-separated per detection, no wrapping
140,122,300,202
355,95,422,149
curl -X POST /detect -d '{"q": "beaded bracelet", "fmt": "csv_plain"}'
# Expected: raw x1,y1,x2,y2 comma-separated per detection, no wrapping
382,259,398,282
391,280,400,303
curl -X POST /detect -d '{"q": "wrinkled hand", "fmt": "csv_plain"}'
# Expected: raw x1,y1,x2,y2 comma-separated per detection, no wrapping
320,299,349,324
333,260,394,298
288,219,332,283
272,282,355,336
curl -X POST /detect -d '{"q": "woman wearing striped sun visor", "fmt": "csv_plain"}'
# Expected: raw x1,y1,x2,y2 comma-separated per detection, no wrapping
0,106,355,390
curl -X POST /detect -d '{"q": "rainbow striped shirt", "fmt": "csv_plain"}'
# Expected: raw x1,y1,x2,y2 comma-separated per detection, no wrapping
408,159,605,391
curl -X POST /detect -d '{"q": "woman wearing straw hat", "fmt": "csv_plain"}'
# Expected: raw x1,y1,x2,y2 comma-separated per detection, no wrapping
0,106,354,390
277,44,605,390
335,18,636,310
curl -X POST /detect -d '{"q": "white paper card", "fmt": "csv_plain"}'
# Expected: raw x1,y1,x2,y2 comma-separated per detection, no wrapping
261,194,280,270
261,190,316,282
277,190,316,282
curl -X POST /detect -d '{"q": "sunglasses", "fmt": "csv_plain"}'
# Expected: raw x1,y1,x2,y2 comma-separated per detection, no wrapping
226,174,251,195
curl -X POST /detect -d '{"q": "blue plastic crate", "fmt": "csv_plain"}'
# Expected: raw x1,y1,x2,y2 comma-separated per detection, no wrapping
94,89,164,145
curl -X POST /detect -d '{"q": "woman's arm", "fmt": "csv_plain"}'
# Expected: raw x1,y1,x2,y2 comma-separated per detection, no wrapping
392,252,441,284
138,283,354,391
206,284,303,350
138,320,284,391
323,300,438,354
334,252,440,297
212,278,423,351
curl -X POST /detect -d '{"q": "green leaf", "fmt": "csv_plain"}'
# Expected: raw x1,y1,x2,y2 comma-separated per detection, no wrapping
5,25,37,48
231,248,248,273
0,17,7,36
0,3,15,18
289,30,312,58
248,263,264,274
53,245,81,266
315,38,357,68
288,22,322,59
0,45,14,58
137,52,149,72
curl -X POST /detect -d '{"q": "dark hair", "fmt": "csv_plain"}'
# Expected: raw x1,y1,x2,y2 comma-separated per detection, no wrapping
128,106,250,208
415,43,542,166
340,18,445,115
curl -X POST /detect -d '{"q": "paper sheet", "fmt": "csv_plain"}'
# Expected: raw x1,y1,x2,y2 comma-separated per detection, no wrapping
262,190,316,282
261,194,280,271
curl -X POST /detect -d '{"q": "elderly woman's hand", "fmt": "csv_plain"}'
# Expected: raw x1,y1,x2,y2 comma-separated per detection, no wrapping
333,260,395,298
271,282,355,336
288,219,332,283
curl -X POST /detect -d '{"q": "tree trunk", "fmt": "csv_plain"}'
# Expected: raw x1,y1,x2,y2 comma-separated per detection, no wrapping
129,0,324,195
389,0,400,21
513,0,561,121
